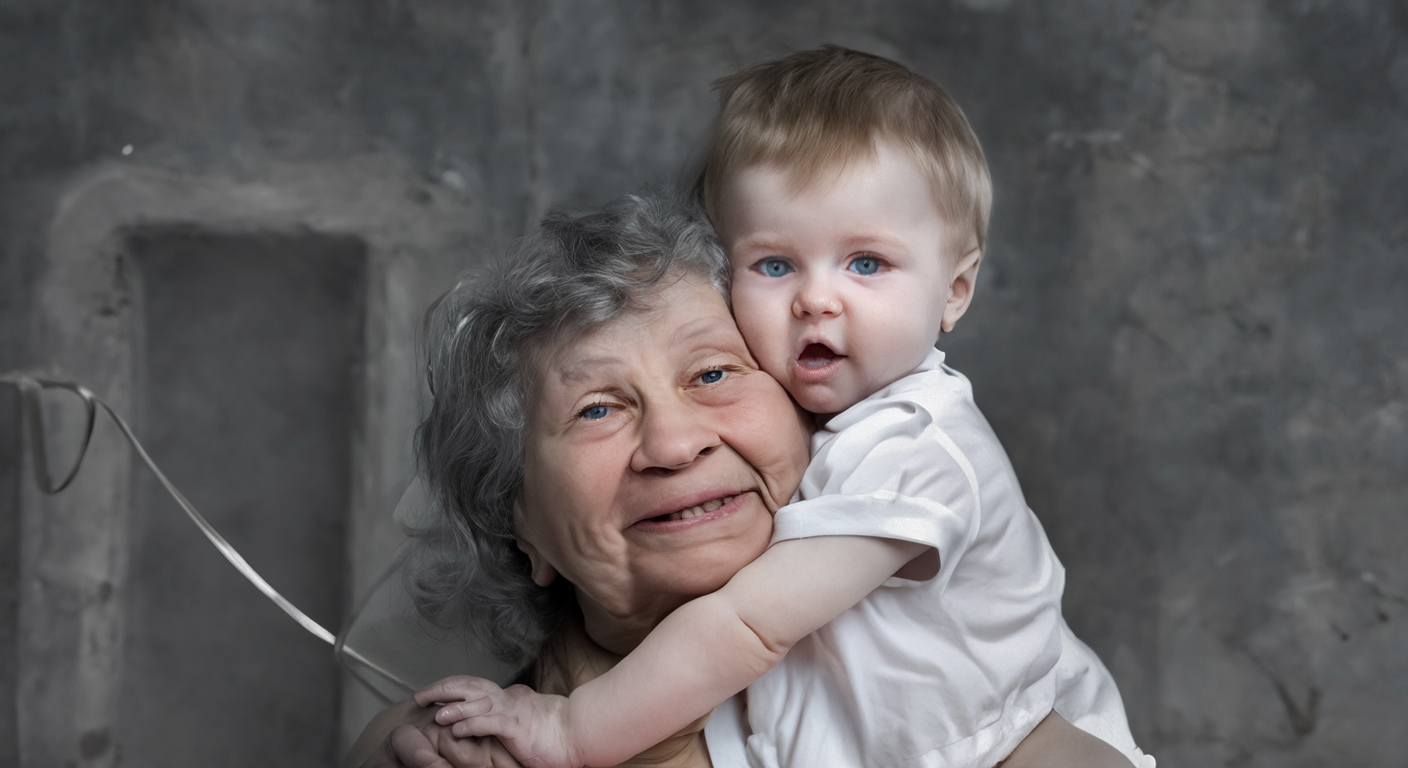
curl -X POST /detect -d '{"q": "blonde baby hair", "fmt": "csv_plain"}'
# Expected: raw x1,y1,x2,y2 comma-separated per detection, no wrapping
698,45,992,256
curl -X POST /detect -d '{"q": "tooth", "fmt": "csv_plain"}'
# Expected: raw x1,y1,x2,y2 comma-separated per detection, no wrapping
662,496,737,523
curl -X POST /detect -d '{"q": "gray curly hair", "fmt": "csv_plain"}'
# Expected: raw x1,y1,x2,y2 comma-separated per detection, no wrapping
410,192,729,670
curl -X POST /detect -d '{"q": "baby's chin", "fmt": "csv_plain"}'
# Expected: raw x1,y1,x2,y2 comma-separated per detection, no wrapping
757,356,870,415
786,382,865,419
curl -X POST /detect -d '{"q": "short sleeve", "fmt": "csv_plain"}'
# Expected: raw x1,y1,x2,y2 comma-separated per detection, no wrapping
771,398,982,575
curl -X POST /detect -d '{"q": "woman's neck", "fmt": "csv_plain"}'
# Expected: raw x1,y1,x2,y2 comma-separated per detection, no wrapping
534,610,713,768
576,589,687,657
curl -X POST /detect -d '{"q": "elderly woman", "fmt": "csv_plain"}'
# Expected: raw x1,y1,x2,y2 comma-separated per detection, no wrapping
349,194,1134,768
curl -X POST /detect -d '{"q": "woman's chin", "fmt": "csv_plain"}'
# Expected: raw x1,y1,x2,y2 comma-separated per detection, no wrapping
622,492,772,594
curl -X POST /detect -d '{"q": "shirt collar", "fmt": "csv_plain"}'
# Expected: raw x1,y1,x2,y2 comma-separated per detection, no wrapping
916,346,947,373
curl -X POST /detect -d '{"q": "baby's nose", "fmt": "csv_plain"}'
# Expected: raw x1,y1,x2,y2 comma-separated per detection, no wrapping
793,281,842,317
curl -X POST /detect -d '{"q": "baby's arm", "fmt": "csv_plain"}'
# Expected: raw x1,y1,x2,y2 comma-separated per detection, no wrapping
568,534,926,763
421,534,925,768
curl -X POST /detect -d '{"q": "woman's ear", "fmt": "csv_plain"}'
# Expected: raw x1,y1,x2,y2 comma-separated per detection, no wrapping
515,536,558,587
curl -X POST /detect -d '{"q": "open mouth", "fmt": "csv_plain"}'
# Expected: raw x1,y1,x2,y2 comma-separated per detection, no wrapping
793,342,846,383
798,342,841,368
644,495,736,523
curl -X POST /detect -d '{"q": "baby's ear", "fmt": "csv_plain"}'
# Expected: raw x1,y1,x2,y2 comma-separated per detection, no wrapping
942,246,983,333
515,536,558,587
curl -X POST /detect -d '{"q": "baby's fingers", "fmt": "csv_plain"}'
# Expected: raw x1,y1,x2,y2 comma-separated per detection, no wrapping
448,713,520,740
434,697,494,725
416,675,501,707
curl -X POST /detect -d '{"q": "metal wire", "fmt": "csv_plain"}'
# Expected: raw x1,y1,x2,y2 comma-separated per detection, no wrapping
1,372,417,695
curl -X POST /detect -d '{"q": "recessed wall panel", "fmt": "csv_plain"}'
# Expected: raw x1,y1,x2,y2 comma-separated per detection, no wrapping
119,230,364,767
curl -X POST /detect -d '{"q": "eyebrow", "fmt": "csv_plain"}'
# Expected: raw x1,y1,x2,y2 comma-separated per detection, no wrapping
730,233,790,254
553,311,744,385
839,233,909,253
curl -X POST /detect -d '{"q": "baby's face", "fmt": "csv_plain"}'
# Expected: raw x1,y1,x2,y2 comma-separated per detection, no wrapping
717,139,972,416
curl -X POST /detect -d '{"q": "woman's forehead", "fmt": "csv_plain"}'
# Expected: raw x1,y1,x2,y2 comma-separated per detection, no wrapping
582,278,732,343
538,281,741,383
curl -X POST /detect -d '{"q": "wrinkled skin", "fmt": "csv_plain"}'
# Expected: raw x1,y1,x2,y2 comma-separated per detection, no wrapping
515,274,811,655
351,276,810,768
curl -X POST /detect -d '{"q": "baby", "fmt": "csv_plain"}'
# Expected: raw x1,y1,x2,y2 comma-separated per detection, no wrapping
418,47,1153,768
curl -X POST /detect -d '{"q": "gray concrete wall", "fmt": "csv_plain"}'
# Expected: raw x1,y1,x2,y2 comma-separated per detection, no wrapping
118,229,364,767
1,1,1404,766
0,385,18,766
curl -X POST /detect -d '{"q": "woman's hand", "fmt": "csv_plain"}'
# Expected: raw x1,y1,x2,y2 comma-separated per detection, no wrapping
360,721,443,768
361,722,525,768
348,698,525,768
417,676,582,768
381,724,524,768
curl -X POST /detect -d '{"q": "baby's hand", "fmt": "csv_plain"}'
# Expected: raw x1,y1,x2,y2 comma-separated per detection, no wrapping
416,676,583,768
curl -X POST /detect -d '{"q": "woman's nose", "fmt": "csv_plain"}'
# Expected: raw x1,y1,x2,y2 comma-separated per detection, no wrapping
792,274,842,319
631,400,721,473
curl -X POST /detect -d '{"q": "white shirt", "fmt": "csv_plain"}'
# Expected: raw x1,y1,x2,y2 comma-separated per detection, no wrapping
706,628,1153,768
705,349,1154,768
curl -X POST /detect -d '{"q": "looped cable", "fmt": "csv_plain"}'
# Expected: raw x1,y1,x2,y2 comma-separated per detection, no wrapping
3,375,97,494
1,371,415,695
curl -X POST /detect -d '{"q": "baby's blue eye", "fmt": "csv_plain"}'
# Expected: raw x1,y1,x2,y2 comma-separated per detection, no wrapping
759,259,793,278
849,256,881,276
580,404,611,420
699,369,726,384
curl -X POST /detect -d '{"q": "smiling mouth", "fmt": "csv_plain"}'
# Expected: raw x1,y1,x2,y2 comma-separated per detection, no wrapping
645,495,736,523
798,343,842,368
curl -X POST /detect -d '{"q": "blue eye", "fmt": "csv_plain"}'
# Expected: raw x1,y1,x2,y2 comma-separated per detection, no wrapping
849,256,881,275
579,404,611,420
699,369,726,384
758,259,793,278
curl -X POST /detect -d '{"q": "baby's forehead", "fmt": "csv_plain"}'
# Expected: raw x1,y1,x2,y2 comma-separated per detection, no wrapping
731,147,887,196
715,162,970,259
718,142,938,207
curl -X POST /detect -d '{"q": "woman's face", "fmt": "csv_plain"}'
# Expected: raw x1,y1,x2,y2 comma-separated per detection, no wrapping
517,274,811,653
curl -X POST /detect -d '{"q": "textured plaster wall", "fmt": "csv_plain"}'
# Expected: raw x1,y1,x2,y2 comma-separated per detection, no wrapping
1,1,1404,766
118,230,365,766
